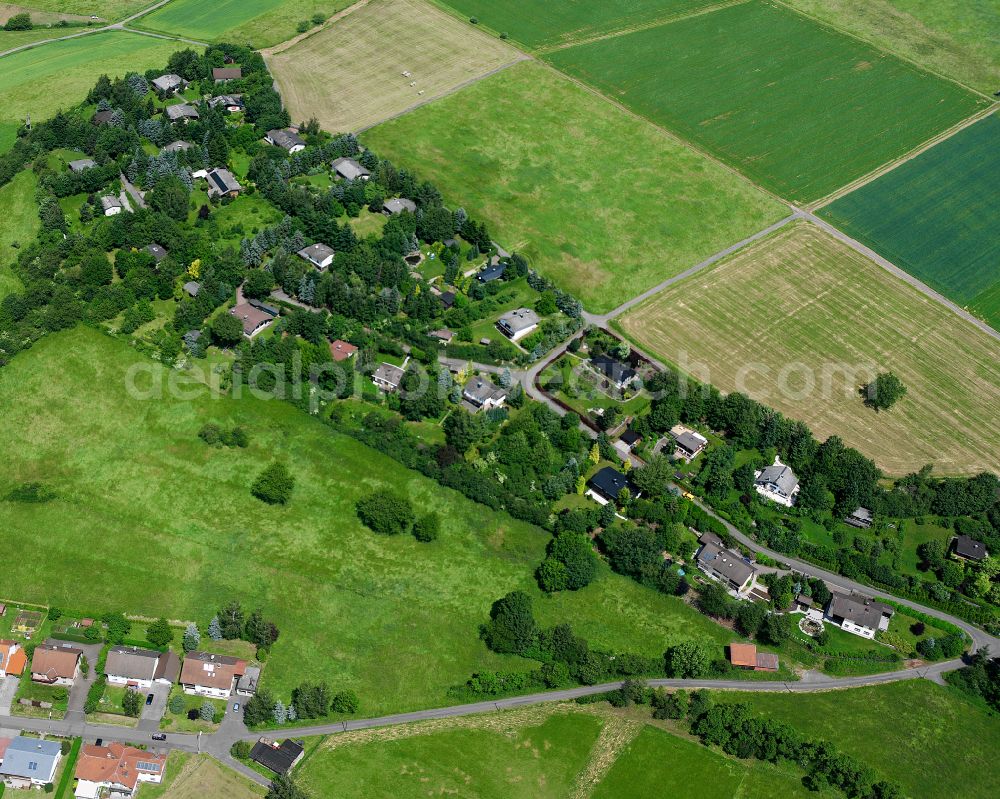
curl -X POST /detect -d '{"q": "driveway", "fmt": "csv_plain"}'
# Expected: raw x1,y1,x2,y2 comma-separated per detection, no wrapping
65,642,105,720
0,677,18,716
138,683,170,731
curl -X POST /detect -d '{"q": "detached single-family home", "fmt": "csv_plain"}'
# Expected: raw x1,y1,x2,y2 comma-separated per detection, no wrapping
69,158,97,173
825,593,893,639
92,110,115,126
249,738,304,776
206,167,242,198
31,642,82,686
179,651,246,698
383,198,416,215
265,129,306,153
754,457,800,507
590,354,638,391
236,666,261,697
230,300,278,338
427,329,454,345
104,646,179,689
297,242,335,271
462,376,506,412
372,362,405,393
152,73,187,94
0,736,62,788
165,103,200,123
183,281,201,297
329,340,357,362
844,507,874,529
100,196,123,216
497,308,539,342
696,533,758,595
74,742,167,798
670,424,708,461
587,466,639,506
0,640,27,677
438,291,455,310
213,67,242,82
729,643,778,672
145,243,168,263
476,261,505,283
331,157,370,181
207,94,244,112
160,140,192,155
952,534,988,562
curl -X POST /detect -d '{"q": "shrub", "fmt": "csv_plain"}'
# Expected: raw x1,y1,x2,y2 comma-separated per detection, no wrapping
168,693,185,714
356,490,414,535
231,740,252,759
331,690,359,714
252,462,295,505
412,512,440,542
199,701,215,721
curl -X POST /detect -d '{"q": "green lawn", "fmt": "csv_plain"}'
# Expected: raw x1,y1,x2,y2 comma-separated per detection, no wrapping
819,113,1000,329
0,121,19,155
363,61,782,313
0,170,37,301
898,521,953,577
209,195,284,247
545,0,987,202
724,681,1000,799
0,327,735,715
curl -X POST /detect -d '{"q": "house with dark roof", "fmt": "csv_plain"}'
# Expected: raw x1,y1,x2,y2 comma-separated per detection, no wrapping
372,362,405,393
669,425,708,461
438,291,455,310
207,94,244,111
332,157,370,181
497,308,539,342
383,198,416,215
590,354,637,391
206,167,242,198
69,158,97,173
754,457,800,507
462,376,506,412
249,738,304,775
952,534,988,562
161,140,193,154
587,466,638,506
825,593,893,639
297,243,335,271
236,665,261,697
0,736,61,788
152,74,187,94
165,103,199,123
696,534,757,595
844,507,873,529
265,129,306,153
145,243,168,263
213,67,242,82
476,261,505,284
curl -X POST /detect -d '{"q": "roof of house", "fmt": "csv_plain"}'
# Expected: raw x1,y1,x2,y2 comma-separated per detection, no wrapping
755,460,799,496
100,196,122,211
672,429,708,454
372,362,405,388
439,291,455,309
699,531,726,549
236,665,261,694
248,298,280,316
0,738,11,761
179,651,245,691
729,643,757,668
827,593,893,629
267,129,306,151
848,506,873,522
331,157,370,180
0,640,26,676
297,243,335,265
498,307,539,334
183,281,200,297
213,67,242,81
329,340,357,361
620,429,642,446
588,466,636,500
207,168,242,195
591,354,637,385
161,140,193,154
154,650,181,683
428,328,454,343
145,243,168,262
105,646,161,682
463,376,505,406
31,642,82,680
954,534,988,561
152,74,185,91
383,197,416,215
697,542,756,586
207,94,243,108
93,110,115,125
69,158,97,172
230,302,274,336
0,736,61,780
755,652,779,671
477,262,505,283
75,742,166,790
165,103,199,121
249,739,304,775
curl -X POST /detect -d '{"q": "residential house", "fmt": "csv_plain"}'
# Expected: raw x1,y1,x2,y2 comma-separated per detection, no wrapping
68,158,97,173
145,243,168,263
265,129,306,154
206,167,242,198
729,643,778,672
92,109,115,126
696,533,757,595
844,507,874,529
825,593,893,639
331,157,370,181
74,741,167,798
669,424,708,461
587,466,639,506
104,646,178,689
329,340,357,362
476,261,505,283
179,651,246,698
462,376,506,412
296,242,335,271
207,94,244,111
213,67,242,82
160,140,192,154
230,301,277,338
427,329,454,345
31,642,82,686
236,666,261,697
0,641,27,678
100,196,123,216
183,281,200,297
151,73,187,94
382,198,416,215
754,457,800,507
497,308,539,342
620,429,642,451
249,738,304,776
0,736,61,788
438,291,455,310
952,534,988,562
165,103,200,123
372,362,405,393
590,354,637,391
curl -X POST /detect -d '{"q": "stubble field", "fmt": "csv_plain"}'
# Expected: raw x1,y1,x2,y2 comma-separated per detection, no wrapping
618,223,1000,476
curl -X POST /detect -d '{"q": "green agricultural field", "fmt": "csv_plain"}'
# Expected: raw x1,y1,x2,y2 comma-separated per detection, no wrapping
618,223,1000,476
19,0,152,21
819,113,1000,330
545,0,987,202
726,681,1000,799
0,31,180,127
784,0,1000,93
433,0,716,50
0,170,37,301
363,61,782,312
0,327,734,714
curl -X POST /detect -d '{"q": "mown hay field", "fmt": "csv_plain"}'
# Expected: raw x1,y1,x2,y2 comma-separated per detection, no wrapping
267,0,521,134
546,0,987,203
618,223,1000,476
142,754,264,799
362,61,784,312
819,113,1000,330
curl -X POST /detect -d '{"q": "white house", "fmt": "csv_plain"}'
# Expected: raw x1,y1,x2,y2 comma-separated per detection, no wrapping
101,196,123,216
754,457,800,507
265,129,306,154
0,737,61,788
825,593,894,639
297,243,335,271
179,651,246,698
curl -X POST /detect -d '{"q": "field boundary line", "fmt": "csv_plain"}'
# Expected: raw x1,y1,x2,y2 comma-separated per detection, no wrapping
533,0,749,55
808,103,998,211
771,0,996,101
568,714,644,799
261,0,371,57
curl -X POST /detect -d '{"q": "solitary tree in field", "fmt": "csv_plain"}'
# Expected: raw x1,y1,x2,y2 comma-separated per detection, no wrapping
251,462,295,505
862,372,907,411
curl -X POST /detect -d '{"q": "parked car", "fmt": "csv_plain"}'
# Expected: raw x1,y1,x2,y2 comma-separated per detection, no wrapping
151,733,166,741
146,693,154,705
232,702,240,712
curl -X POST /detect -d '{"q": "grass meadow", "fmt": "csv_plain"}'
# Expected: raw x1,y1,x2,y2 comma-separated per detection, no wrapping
819,113,1000,330
362,61,783,312
0,169,36,301
267,0,520,134
20,0,153,20
618,223,1000,476
545,0,987,202
142,753,265,799
0,327,735,714
784,0,1000,93
433,0,717,50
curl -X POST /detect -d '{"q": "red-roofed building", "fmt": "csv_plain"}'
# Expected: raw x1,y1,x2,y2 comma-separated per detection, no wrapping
729,642,778,672
329,340,357,362
0,640,27,677
74,741,167,797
